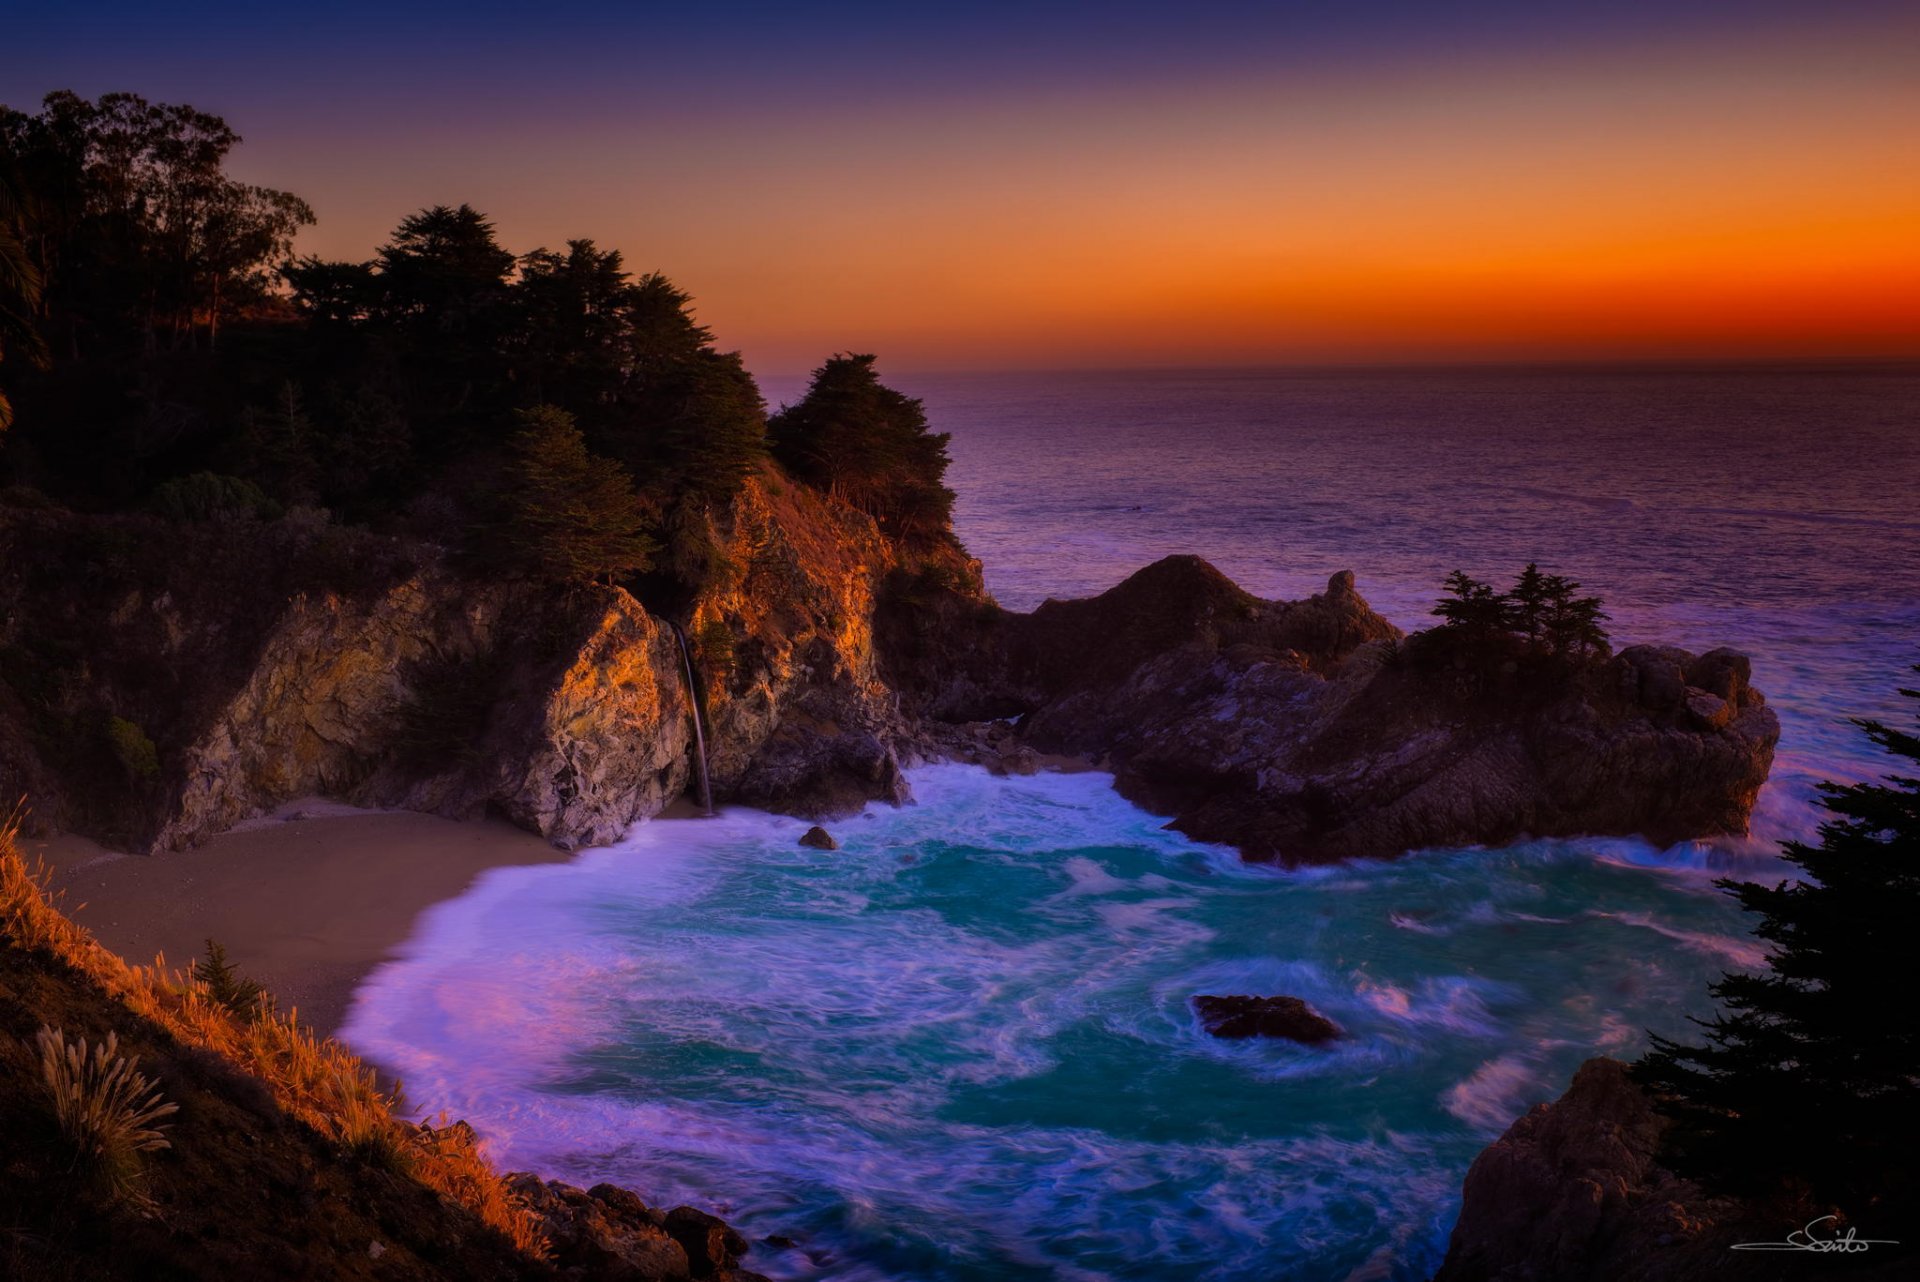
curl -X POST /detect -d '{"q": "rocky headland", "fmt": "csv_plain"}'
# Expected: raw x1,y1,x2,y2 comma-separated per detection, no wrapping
1,466,1777,865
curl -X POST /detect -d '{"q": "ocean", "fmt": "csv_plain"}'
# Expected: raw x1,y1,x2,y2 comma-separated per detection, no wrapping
343,363,1920,1281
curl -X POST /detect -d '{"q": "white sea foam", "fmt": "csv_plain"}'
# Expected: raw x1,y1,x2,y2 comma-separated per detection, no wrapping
341,762,1782,1280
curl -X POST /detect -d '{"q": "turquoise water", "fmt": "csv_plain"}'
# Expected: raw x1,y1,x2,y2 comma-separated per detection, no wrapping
344,766,1771,1281
348,366,1918,1279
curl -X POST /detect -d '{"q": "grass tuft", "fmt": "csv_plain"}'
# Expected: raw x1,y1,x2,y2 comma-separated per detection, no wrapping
33,1025,177,1205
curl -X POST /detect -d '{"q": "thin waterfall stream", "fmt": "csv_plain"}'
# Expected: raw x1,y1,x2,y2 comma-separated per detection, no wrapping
669,621,716,817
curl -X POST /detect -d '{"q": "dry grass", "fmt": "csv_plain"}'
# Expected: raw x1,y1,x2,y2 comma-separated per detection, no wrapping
35,1025,177,1204
0,814,548,1256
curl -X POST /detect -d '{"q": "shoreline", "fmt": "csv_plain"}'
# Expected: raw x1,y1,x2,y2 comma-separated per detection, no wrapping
31,800,573,1036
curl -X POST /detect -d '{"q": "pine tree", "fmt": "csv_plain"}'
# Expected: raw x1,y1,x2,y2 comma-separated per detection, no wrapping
1634,673,1920,1217
191,939,268,1017
1432,570,1509,634
505,404,658,585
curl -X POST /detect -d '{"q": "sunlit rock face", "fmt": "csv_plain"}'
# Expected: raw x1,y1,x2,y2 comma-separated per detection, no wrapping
0,469,969,851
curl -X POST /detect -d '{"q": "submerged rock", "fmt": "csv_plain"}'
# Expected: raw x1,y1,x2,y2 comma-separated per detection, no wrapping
798,824,839,850
1193,994,1341,1044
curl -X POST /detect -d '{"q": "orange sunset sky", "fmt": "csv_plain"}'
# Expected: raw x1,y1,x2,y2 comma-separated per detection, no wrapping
7,3,1918,375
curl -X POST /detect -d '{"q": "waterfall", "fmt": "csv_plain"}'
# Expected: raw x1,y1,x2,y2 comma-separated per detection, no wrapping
668,621,716,817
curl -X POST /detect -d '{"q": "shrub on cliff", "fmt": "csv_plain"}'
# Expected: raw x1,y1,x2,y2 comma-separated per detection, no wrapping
1635,673,1920,1219
770,353,955,545
503,405,658,586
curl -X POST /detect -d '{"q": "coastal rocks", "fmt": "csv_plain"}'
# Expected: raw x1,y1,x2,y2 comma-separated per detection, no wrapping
798,825,839,850
1435,1058,1912,1282
889,557,1779,864
1193,994,1341,1043
663,1206,754,1279
0,469,964,852
503,1175,767,1282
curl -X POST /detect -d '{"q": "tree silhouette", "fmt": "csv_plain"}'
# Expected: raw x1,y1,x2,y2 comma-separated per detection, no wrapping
770,353,953,543
1635,674,1920,1218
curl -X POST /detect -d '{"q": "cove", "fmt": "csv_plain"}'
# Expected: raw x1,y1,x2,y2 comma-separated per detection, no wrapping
342,764,1773,1282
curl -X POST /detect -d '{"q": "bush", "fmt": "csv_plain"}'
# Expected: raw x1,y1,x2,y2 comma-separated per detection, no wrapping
148,472,282,523
106,717,159,780
694,617,736,679
34,1025,177,1204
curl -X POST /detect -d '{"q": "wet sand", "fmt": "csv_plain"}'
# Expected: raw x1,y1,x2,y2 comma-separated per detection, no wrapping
29,801,571,1036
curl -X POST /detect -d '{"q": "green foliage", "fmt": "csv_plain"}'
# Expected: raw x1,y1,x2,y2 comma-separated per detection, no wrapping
34,1025,177,1205
1635,675,1920,1217
694,617,737,679
504,405,658,585
769,354,954,544
148,472,281,522
105,716,158,780
191,938,269,1018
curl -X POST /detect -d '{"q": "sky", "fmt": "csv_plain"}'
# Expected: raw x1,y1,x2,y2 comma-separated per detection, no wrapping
5,1,1918,377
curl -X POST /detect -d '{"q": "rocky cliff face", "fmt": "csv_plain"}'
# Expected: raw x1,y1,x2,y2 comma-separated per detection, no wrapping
3,483,1774,864
0,469,960,853
1435,1058,1912,1281
886,556,1778,864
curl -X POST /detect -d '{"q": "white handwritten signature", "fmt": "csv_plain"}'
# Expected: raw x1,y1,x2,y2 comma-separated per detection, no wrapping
1731,1215,1900,1254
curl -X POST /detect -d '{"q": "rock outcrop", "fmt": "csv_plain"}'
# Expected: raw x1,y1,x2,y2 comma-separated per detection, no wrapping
1192,994,1341,1043
504,1175,767,1282
1435,1058,1913,1281
886,557,1778,864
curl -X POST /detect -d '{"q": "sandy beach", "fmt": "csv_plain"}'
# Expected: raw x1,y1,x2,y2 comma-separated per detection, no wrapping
29,801,573,1035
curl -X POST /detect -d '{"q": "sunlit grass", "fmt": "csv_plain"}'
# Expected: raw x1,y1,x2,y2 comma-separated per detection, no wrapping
1,814,548,1255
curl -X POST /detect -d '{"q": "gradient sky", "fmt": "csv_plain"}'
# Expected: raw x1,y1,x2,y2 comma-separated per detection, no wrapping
5,2,1918,375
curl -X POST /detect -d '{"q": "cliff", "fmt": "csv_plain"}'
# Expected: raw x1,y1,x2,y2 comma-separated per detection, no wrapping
0,467,956,853
1,479,1774,863
1435,1058,1913,1281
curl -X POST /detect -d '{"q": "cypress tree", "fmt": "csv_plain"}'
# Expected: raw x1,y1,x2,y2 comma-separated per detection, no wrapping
1635,673,1920,1218
504,404,658,586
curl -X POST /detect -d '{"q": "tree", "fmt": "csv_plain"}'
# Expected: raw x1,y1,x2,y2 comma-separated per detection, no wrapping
190,939,268,1017
0,91,311,355
1432,570,1509,634
1634,674,1920,1218
374,204,514,320
769,353,954,543
503,405,657,585
1431,565,1609,655
0,165,46,434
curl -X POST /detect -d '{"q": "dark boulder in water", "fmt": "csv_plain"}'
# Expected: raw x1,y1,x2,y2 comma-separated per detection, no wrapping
1193,994,1342,1044
798,824,839,850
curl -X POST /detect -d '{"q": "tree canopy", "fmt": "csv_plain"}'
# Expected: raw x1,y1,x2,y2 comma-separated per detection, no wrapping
769,353,954,545
0,90,956,596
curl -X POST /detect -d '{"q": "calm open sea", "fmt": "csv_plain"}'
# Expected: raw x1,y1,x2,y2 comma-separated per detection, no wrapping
346,364,1920,1281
